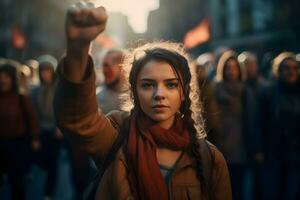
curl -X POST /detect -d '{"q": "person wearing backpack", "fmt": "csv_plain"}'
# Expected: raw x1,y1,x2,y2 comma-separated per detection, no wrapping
54,3,232,200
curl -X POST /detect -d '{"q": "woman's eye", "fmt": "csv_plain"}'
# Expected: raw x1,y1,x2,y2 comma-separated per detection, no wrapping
166,82,178,89
141,83,154,89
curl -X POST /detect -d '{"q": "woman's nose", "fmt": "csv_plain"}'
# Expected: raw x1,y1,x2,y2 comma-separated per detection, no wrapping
154,86,165,101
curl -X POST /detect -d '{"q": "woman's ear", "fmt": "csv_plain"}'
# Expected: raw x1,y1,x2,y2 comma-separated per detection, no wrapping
181,93,185,101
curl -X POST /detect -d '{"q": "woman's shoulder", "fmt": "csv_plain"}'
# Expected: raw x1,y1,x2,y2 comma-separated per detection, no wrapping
209,141,226,159
106,110,130,131
200,139,227,167
205,141,229,180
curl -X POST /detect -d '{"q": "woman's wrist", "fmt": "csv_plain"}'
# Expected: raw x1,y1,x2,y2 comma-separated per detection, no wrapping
64,42,90,82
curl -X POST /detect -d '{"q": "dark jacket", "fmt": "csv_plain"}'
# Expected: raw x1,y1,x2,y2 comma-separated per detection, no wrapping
257,80,300,164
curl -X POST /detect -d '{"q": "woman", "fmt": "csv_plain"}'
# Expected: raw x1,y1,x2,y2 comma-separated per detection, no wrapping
214,51,248,200
54,4,231,200
30,55,62,199
0,61,40,200
258,52,300,200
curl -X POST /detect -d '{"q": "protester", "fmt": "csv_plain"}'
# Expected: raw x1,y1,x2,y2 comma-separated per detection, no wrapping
195,55,221,144
53,4,232,200
0,60,40,200
238,51,268,200
96,49,126,114
30,54,62,199
214,50,248,200
257,52,300,200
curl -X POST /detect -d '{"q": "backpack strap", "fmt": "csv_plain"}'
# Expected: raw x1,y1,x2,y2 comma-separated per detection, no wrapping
198,138,215,200
83,116,130,200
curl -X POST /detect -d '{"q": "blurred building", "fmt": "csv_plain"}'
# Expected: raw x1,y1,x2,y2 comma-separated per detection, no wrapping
209,0,300,54
0,0,68,61
147,0,208,42
0,0,299,61
145,0,300,57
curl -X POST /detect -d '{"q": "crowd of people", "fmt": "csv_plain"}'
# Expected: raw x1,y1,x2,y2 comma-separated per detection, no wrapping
0,3,300,200
0,56,95,200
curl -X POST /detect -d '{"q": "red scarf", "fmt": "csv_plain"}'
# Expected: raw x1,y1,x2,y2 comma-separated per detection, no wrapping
126,112,190,200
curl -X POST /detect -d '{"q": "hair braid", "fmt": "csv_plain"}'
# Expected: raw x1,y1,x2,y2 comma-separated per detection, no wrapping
120,41,210,197
183,87,209,199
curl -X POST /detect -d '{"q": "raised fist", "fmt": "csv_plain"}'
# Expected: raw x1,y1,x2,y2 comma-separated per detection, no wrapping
66,1,107,46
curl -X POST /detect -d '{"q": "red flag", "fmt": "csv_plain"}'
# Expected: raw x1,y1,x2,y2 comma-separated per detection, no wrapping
183,18,210,49
11,26,26,49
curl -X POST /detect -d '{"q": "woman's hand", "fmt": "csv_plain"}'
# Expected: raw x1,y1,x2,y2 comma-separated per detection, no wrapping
64,2,107,82
66,2,107,49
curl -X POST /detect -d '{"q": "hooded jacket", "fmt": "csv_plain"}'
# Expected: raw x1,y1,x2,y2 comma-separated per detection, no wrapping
213,51,248,164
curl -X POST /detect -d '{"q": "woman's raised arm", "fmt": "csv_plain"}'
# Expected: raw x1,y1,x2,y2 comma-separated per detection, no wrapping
54,4,120,165
64,3,107,82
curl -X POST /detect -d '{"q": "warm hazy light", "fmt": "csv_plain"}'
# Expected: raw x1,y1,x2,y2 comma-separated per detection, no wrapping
92,0,159,33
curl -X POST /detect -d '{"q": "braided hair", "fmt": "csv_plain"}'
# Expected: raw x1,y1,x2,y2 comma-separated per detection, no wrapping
120,41,210,198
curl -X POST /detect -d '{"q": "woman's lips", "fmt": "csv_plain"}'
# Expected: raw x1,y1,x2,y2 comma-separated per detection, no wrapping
152,105,169,112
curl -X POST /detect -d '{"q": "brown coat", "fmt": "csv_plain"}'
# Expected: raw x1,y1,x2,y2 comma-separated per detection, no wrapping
54,58,232,200
0,91,39,140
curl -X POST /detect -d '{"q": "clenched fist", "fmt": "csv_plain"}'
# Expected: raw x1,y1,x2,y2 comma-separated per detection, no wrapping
64,2,108,82
66,1,107,46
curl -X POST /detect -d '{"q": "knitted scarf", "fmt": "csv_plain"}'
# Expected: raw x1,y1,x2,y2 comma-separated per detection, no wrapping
126,112,190,200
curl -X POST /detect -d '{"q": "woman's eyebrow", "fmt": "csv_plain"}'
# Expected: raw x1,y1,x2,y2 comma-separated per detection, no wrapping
139,78,155,82
140,78,178,82
139,78,179,82
164,78,179,82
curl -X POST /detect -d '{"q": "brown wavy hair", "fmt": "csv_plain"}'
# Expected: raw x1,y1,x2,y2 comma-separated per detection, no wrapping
119,41,210,197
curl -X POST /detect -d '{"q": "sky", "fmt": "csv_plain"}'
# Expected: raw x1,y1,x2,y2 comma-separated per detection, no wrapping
91,0,159,33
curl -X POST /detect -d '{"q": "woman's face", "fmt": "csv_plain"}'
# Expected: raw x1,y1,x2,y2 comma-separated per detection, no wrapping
102,52,122,85
136,60,184,129
224,59,240,82
40,67,54,84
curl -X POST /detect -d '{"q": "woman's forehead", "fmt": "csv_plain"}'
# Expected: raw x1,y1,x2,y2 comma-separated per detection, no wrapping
137,60,178,80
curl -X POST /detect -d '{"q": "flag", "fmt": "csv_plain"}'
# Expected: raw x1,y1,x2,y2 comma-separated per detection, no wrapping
183,18,210,49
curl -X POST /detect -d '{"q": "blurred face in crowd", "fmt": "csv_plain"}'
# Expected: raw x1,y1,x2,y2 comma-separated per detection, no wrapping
40,66,54,84
102,51,123,85
0,71,13,92
280,59,299,84
245,60,258,79
224,58,240,82
136,60,183,129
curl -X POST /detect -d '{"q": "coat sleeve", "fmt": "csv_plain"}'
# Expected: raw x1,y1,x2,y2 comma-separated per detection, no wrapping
53,56,119,164
211,145,232,200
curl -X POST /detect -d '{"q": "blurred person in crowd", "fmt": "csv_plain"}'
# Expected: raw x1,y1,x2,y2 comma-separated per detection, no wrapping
257,52,300,200
96,49,126,114
238,51,268,200
206,46,231,81
195,54,221,144
0,61,40,200
54,4,232,200
214,50,248,200
30,54,62,199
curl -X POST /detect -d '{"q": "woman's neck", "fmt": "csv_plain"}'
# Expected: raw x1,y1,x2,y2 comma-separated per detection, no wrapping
157,115,175,130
